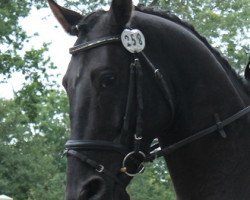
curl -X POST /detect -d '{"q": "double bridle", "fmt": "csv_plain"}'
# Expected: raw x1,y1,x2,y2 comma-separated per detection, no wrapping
64,27,250,187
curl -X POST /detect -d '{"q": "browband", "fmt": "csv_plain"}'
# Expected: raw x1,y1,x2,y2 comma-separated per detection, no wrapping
69,35,120,54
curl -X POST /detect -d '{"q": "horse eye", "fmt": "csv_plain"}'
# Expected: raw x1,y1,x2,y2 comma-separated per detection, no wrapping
100,74,116,88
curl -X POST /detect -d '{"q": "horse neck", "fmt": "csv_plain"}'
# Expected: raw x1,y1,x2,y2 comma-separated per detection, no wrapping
134,11,247,132
165,57,250,199
134,12,250,199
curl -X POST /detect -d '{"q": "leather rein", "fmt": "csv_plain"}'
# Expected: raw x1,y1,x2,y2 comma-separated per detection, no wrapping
64,29,250,186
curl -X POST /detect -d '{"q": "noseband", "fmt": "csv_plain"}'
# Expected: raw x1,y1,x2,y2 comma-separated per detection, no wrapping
64,27,250,187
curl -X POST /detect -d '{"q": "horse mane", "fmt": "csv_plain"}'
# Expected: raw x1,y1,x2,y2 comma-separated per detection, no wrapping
135,5,250,95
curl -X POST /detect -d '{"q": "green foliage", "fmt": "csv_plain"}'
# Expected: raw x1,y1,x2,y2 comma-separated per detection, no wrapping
128,158,175,199
0,0,49,81
0,0,68,198
63,0,111,14
153,0,250,70
0,92,68,200
0,0,29,46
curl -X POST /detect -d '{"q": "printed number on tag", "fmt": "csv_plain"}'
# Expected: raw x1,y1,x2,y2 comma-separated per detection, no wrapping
121,29,145,53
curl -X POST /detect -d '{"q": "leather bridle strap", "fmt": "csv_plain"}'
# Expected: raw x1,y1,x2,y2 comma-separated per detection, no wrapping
138,52,175,124
69,36,120,54
65,140,129,155
65,149,125,186
65,140,129,185
145,105,250,162
120,60,137,137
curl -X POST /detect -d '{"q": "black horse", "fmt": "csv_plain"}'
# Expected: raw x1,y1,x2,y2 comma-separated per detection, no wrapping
48,0,250,199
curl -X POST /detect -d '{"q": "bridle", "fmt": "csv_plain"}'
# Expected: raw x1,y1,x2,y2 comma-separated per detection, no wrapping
64,27,250,187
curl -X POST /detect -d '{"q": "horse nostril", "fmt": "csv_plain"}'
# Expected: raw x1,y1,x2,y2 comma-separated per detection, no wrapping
79,176,106,200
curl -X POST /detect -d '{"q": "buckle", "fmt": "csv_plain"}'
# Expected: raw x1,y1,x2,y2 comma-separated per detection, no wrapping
96,165,105,173
134,134,142,140
214,113,227,138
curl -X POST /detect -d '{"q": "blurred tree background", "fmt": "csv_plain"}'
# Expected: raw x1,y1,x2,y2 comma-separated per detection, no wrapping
0,0,249,199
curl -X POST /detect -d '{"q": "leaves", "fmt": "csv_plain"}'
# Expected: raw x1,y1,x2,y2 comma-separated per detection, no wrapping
128,158,176,199
0,92,68,200
0,1,67,198
156,0,250,70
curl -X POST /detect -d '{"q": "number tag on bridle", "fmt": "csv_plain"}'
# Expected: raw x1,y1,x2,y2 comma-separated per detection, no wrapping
121,29,146,53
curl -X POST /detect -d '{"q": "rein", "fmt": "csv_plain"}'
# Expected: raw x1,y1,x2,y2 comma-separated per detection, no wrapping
65,29,250,186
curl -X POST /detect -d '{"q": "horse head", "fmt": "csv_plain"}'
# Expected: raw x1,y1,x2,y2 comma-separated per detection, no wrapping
48,0,174,199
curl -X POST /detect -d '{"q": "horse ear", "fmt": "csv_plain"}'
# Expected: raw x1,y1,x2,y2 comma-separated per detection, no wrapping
245,60,250,80
110,0,133,26
48,0,83,35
